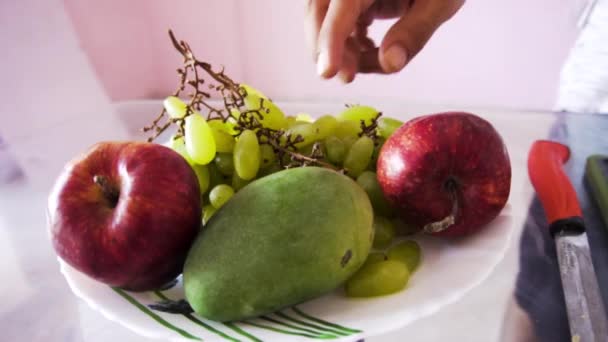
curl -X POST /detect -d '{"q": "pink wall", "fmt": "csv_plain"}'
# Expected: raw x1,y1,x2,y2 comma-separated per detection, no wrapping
0,0,129,188
63,0,244,100
64,0,581,111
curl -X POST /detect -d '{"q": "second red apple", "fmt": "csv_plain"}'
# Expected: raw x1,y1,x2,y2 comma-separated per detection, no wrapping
376,112,511,236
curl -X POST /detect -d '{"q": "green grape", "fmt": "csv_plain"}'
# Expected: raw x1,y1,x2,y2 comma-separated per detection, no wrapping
202,204,217,225
209,184,235,209
334,120,360,139
208,119,238,137
258,162,283,178
163,96,187,119
368,138,385,171
356,171,394,217
260,144,276,169
298,141,324,157
345,259,409,298
372,216,395,249
219,113,240,135
377,117,404,138
233,130,261,180
285,116,297,127
209,126,235,153
231,172,251,191
207,162,230,191
229,108,241,121
311,115,338,141
388,240,422,272
344,136,374,178
363,252,387,267
214,153,235,176
191,164,210,194
337,105,379,126
288,121,308,128
286,122,315,148
295,113,314,123
168,136,194,165
241,84,287,129
342,136,357,150
324,136,346,165
185,113,216,165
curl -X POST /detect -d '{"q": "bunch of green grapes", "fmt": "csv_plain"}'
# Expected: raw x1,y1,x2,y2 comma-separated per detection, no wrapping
163,85,421,298
163,85,291,223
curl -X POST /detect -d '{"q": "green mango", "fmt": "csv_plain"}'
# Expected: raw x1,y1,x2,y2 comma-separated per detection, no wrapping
183,166,374,321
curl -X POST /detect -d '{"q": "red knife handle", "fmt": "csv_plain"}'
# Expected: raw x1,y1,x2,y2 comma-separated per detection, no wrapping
528,140,585,235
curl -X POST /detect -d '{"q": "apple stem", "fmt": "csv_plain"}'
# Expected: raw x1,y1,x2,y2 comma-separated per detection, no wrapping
93,175,119,207
423,179,459,234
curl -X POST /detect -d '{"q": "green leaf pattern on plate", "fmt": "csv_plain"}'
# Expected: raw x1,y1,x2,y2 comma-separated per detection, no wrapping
113,286,361,341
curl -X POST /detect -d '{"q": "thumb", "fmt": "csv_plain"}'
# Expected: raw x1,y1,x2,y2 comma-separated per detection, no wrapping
378,0,463,73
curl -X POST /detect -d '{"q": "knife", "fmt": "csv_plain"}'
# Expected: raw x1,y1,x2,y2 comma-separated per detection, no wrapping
527,140,608,341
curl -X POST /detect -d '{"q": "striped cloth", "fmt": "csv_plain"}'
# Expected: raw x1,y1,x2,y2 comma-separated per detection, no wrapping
556,0,608,114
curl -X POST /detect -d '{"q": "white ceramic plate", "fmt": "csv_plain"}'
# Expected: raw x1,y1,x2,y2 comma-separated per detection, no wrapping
59,207,514,342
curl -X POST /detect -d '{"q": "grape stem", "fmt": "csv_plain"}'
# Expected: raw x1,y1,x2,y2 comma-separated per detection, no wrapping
279,144,339,171
142,29,345,173
257,129,340,171
359,112,382,143
143,30,243,142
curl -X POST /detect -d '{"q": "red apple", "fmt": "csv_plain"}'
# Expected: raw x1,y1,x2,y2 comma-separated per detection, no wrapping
48,141,202,291
377,112,511,236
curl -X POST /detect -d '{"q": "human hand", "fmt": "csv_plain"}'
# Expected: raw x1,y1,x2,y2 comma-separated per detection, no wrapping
306,0,464,83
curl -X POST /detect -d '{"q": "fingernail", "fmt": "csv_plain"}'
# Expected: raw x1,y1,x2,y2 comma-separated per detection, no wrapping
317,50,330,77
338,70,355,84
384,44,407,72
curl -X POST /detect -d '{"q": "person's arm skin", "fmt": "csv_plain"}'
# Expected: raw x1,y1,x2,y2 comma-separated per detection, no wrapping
306,0,464,83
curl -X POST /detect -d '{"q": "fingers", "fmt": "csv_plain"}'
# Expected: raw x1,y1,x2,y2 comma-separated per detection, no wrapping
378,0,464,73
366,0,409,19
338,37,361,83
359,48,383,73
307,0,463,80
317,0,372,78
354,24,375,51
305,0,329,60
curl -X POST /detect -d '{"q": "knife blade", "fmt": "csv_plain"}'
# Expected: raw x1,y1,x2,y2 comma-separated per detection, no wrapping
528,140,608,341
